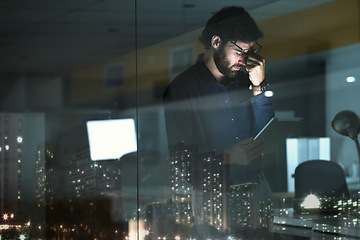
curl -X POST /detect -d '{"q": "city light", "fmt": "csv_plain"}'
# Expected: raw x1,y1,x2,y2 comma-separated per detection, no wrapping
129,219,148,240
0,225,9,230
17,136,23,143
1,213,13,221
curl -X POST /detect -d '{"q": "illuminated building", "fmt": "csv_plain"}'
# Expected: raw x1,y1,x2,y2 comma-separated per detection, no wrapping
258,197,273,228
168,142,196,225
34,143,63,225
145,202,175,238
44,144,62,209
198,150,226,231
168,142,227,231
0,113,24,215
64,150,123,223
228,184,273,233
168,142,275,237
229,183,258,229
34,145,45,208
64,150,122,200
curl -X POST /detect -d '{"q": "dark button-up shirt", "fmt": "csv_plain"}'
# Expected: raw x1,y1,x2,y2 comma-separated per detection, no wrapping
163,60,274,184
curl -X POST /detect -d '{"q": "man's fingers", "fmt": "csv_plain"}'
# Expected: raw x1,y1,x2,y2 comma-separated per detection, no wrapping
246,53,265,70
246,140,266,158
230,138,265,165
246,62,260,71
247,52,264,62
243,139,265,159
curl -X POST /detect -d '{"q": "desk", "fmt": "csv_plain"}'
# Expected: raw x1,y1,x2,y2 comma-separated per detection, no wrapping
273,208,360,239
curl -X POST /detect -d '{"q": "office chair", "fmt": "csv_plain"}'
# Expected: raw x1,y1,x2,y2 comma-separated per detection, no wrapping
293,160,350,211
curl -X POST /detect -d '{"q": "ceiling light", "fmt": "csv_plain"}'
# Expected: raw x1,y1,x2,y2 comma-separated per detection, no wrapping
346,76,356,83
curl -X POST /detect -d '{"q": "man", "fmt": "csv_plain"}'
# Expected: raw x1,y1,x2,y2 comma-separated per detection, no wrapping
163,6,275,239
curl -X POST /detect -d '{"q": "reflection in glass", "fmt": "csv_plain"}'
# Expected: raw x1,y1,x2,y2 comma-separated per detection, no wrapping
1,0,360,239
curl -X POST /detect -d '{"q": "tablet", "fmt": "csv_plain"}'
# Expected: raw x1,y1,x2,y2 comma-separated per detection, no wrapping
254,117,302,153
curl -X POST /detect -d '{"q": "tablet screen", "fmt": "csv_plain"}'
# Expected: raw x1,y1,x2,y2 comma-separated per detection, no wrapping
254,117,302,153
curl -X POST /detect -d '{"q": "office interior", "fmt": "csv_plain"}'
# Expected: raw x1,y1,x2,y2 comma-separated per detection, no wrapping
1,0,360,239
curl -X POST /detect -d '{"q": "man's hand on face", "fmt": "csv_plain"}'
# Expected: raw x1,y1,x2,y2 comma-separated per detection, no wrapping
223,138,265,165
245,53,265,86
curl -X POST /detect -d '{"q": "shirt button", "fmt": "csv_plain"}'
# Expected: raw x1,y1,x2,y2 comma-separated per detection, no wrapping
225,100,229,103
231,118,234,121
235,136,239,140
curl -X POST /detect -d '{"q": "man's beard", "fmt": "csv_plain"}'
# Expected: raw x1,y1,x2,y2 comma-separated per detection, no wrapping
213,46,242,79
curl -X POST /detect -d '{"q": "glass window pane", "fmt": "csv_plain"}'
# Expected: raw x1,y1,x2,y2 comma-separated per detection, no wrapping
1,0,360,239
